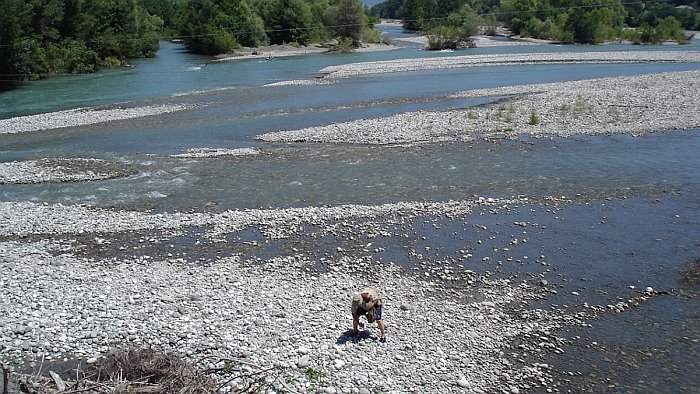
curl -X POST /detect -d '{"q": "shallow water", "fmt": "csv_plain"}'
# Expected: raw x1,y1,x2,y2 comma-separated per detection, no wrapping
1,27,699,392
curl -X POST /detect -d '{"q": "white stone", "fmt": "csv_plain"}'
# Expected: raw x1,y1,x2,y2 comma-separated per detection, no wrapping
297,356,310,369
457,378,470,388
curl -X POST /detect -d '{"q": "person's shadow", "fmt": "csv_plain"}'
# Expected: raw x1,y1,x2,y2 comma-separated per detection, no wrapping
336,329,375,345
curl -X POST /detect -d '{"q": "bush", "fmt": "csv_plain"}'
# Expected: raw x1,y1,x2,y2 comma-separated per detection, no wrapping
427,26,460,50
330,37,356,53
102,56,122,68
363,26,382,44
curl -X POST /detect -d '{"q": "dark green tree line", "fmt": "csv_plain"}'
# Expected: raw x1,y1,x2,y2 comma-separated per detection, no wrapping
371,0,697,47
174,0,371,53
0,0,162,86
498,0,693,44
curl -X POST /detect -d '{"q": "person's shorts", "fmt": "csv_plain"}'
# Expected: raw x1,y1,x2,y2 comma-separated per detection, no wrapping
358,305,383,321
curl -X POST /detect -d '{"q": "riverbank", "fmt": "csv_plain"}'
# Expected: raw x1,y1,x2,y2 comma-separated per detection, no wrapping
0,158,134,185
257,69,700,145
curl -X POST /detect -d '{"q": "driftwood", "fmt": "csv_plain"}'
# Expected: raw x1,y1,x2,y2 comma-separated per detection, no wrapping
5,349,217,394
4,347,292,393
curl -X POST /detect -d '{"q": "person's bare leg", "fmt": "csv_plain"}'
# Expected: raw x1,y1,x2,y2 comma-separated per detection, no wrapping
352,314,359,334
377,320,385,341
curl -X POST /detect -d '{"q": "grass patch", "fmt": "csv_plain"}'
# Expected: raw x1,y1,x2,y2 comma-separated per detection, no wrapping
607,106,622,123
573,95,593,118
305,367,322,381
529,109,539,125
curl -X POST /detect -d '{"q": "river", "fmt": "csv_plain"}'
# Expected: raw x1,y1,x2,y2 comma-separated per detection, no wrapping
1,26,699,393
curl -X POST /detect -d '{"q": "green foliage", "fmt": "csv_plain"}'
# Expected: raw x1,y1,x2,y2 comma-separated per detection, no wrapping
176,0,238,55
257,0,314,44
627,1,700,31
363,25,382,43
529,109,539,125
401,0,471,31
405,0,480,47
222,0,269,47
329,37,356,52
304,367,322,381
323,0,367,45
103,56,123,68
498,0,698,44
370,0,402,19
427,26,461,49
0,0,161,86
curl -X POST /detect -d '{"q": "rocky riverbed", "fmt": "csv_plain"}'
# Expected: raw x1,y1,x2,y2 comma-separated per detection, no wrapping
0,195,690,394
0,104,192,134
0,158,135,185
0,194,656,393
1,49,698,393
257,70,700,144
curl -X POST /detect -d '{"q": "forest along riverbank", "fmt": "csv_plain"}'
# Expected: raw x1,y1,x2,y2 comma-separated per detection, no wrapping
0,194,670,393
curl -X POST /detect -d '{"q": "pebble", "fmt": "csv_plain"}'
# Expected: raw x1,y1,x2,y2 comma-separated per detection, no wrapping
297,356,310,368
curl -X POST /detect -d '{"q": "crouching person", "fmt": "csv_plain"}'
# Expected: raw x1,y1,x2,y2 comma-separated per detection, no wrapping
351,287,386,342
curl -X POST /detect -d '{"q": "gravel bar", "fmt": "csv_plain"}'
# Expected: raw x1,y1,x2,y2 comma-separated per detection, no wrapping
0,158,134,185
0,104,192,134
316,50,700,79
257,70,700,145
0,197,528,239
0,195,603,394
170,147,262,158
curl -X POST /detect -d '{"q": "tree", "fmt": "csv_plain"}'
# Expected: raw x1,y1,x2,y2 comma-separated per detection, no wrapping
370,0,402,20
400,0,424,30
0,0,33,81
177,0,238,54
220,0,268,47
400,0,467,31
257,0,313,44
324,0,366,45
426,4,478,49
